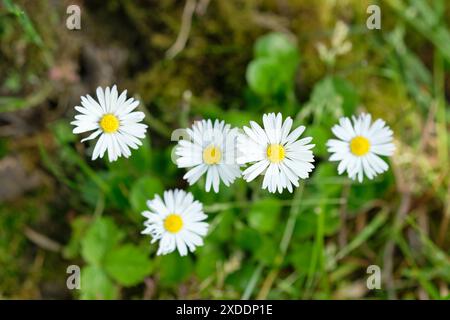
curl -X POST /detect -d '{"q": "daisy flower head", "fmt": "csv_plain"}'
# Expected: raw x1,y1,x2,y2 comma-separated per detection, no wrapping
175,119,241,193
237,112,315,193
326,113,395,182
71,85,147,162
141,189,208,256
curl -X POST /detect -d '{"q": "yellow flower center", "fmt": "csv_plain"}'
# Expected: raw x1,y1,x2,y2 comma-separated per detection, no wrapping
350,136,370,156
99,114,119,133
164,214,183,234
267,144,285,163
203,145,221,165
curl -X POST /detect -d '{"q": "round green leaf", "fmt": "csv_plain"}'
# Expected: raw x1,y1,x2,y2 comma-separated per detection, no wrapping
289,241,314,273
81,217,124,266
236,227,262,251
80,266,118,300
246,57,286,96
195,244,222,280
158,253,193,286
331,76,359,116
130,175,164,215
248,198,282,233
254,32,299,63
104,244,153,287
255,236,278,265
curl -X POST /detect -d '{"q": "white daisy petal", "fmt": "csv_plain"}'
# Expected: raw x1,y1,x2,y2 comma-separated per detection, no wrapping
242,159,269,182
80,129,102,143
71,86,147,162
238,113,315,193
175,119,241,193
327,113,395,182
141,189,208,256
184,164,208,185
72,122,98,134
96,86,107,113
92,133,107,160
82,96,104,118
285,125,306,145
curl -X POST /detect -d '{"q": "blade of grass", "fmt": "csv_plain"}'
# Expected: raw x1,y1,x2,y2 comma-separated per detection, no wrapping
387,0,450,63
38,138,77,189
241,263,263,300
256,184,304,299
2,0,43,46
333,210,388,263
303,204,327,298
0,83,52,113
204,197,343,213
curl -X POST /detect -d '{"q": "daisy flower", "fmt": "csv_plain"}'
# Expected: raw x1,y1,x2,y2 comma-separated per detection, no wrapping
237,112,315,193
71,85,148,162
175,119,241,193
141,189,208,256
326,113,395,182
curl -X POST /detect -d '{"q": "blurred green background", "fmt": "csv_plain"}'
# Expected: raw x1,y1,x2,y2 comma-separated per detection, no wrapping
0,0,448,299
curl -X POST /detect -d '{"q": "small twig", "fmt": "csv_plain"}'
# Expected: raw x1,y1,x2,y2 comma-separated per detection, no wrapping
195,0,210,15
251,12,295,42
24,226,62,252
166,0,197,59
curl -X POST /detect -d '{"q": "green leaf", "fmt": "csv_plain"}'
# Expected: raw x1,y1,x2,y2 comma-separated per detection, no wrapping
80,266,118,300
129,175,164,215
348,183,378,211
104,171,131,210
323,208,340,235
246,32,299,97
208,211,234,242
301,76,358,121
225,263,256,291
78,175,104,208
195,244,222,280
63,216,90,259
331,77,359,116
158,253,193,286
51,121,76,145
311,163,343,196
254,236,278,265
223,109,257,128
127,136,152,173
246,57,286,96
248,198,282,233
104,244,153,286
293,210,317,239
293,208,340,239
305,125,329,157
81,217,125,266
236,227,262,251
290,241,314,273
254,32,299,64
108,137,152,174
